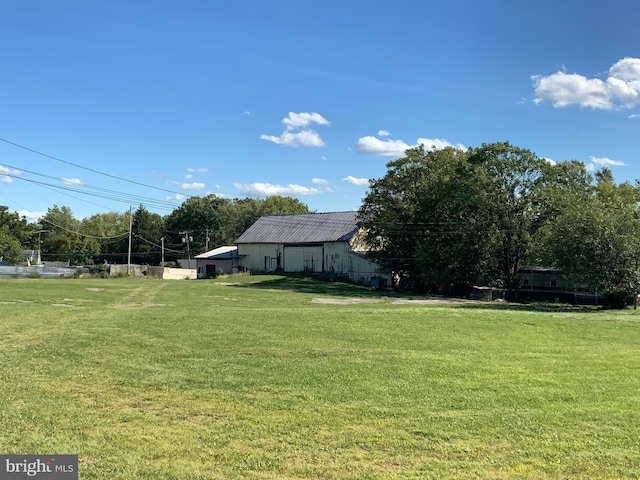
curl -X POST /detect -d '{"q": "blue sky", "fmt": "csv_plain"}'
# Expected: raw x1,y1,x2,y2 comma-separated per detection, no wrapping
1,0,639,222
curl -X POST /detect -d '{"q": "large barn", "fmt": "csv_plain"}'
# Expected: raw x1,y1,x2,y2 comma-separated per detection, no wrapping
235,211,389,286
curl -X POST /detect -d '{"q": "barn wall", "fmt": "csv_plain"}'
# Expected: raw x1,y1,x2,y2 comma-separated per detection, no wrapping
237,244,283,272
324,242,352,276
239,241,389,286
283,245,323,272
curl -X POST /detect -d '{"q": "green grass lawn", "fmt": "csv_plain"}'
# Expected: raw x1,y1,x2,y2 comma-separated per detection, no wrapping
1,274,639,479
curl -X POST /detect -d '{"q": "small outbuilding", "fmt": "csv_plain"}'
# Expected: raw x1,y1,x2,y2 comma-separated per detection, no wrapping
194,245,243,277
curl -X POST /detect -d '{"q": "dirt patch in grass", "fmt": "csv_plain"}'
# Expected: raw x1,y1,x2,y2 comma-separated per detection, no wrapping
119,303,167,307
392,298,478,304
311,297,382,304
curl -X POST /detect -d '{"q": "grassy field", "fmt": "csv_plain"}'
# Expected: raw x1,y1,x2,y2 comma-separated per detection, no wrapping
0,274,639,479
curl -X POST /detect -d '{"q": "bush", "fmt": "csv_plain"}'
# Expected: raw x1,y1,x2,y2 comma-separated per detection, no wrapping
88,264,109,278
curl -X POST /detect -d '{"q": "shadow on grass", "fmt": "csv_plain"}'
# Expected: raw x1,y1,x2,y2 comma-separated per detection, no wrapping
221,273,610,313
454,301,602,314
224,273,406,299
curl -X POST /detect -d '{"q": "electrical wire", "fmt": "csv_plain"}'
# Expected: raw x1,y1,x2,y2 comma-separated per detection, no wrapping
0,137,192,198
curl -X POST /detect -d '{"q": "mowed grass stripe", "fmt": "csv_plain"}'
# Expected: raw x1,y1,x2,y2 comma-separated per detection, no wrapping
0,276,639,479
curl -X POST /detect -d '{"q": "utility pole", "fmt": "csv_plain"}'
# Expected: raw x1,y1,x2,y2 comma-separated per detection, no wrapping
127,206,133,276
160,236,165,266
34,229,49,265
180,230,193,268
205,228,210,252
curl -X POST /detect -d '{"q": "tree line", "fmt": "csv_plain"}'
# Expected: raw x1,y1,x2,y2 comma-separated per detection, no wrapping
2,140,639,306
357,142,640,306
0,195,309,266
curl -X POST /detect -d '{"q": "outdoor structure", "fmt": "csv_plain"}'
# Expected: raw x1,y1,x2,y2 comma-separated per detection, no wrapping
194,246,243,277
518,266,568,291
22,249,40,265
235,211,389,286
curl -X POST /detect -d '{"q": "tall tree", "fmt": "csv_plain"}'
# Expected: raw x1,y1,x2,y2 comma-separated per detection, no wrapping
131,205,165,264
164,195,233,256
39,205,99,264
360,142,554,292
359,145,495,292
0,206,36,247
466,142,549,289
0,230,24,264
544,170,640,306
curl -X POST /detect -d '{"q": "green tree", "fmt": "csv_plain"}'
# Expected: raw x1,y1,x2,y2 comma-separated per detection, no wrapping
0,230,24,264
0,206,36,247
359,142,554,292
39,205,99,264
467,142,548,289
165,195,233,256
359,145,495,292
81,211,130,264
131,205,165,264
544,169,640,307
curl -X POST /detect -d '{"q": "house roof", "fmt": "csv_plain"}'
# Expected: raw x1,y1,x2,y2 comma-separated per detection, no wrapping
194,245,241,259
235,211,359,244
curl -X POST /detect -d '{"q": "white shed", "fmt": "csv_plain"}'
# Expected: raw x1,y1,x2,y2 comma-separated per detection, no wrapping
194,245,243,277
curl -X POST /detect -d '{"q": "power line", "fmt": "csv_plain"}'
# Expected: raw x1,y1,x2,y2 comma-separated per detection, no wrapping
0,137,192,198
3,162,181,210
1,171,178,211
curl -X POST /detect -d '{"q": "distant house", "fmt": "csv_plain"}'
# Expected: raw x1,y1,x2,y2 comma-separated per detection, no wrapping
194,246,243,277
235,211,389,286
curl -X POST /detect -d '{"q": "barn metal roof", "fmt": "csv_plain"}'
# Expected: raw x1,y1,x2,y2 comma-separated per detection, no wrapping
194,245,240,259
235,211,359,244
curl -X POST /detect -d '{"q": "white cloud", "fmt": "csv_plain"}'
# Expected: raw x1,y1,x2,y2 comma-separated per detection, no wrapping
532,57,640,109
241,111,250,116
282,112,329,130
416,137,466,151
18,209,46,222
356,135,465,157
260,130,325,147
312,177,329,185
186,167,208,179
378,129,392,137
166,194,187,201
173,181,206,190
543,157,557,165
261,112,329,147
628,114,640,119
356,136,411,157
589,156,626,167
62,178,83,186
342,176,370,186
234,182,320,197
0,165,20,183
